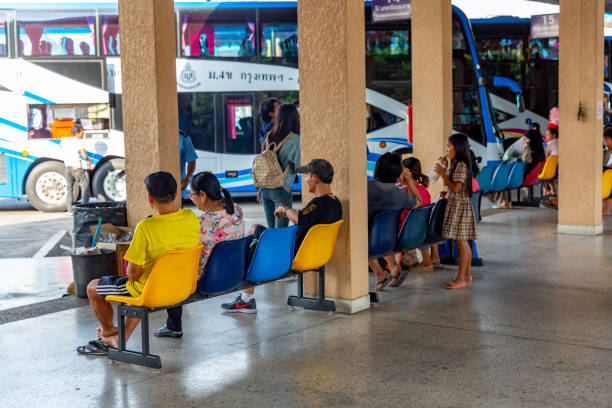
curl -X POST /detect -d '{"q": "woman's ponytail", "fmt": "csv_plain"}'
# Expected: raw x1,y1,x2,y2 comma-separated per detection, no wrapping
221,187,235,215
416,172,430,188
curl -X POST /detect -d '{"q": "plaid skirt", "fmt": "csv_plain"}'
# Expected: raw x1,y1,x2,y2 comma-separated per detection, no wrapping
442,194,478,241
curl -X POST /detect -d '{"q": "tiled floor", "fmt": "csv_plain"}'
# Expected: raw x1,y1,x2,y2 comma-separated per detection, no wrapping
2,208,612,407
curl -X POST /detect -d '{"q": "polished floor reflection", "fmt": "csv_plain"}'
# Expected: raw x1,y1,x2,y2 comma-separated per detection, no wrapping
2,208,612,407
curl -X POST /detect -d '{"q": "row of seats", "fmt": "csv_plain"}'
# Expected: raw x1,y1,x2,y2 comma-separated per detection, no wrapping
475,155,558,209
478,155,612,202
367,200,448,302
478,155,558,195
368,199,447,259
105,220,344,368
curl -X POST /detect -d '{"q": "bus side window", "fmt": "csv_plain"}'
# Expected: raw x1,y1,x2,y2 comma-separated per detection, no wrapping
179,9,256,58
366,104,403,133
17,10,96,56
259,7,297,62
101,15,120,56
0,12,8,57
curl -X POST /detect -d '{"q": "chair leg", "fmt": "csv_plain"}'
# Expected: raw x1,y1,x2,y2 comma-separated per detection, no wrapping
440,240,483,267
297,273,304,298
440,240,457,265
141,311,150,357
318,267,325,302
469,240,484,267
512,185,540,207
107,305,162,369
287,267,336,312
118,308,126,351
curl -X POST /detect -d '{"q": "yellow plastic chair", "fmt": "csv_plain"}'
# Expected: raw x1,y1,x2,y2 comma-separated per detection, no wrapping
288,220,343,312
292,220,343,272
106,245,203,309
603,170,612,200
538,155,558,181
106,245,203,369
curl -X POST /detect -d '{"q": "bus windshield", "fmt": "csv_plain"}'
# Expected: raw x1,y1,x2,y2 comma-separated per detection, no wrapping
365,13,488,147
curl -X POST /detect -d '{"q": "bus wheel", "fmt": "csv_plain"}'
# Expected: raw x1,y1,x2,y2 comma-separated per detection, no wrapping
25,161,76,212
92,158,126,202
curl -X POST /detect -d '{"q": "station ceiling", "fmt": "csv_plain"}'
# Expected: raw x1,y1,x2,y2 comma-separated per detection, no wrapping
529,0,612,12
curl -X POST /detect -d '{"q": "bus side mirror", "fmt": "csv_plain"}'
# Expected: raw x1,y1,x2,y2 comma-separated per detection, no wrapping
517,94,525,113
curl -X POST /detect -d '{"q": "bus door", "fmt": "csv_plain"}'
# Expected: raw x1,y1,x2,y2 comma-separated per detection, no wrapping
0,91,31,199
221,94,256,191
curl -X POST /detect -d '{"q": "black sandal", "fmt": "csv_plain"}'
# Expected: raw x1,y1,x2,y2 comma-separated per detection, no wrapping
374,276,390,291
389,270,408,287
77,339,110,356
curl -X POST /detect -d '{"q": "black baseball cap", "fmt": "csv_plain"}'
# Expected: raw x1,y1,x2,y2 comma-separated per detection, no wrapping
144,171,177,201
296,159,334,184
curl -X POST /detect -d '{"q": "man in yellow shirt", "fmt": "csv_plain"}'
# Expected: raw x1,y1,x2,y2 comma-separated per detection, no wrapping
77,171,200,355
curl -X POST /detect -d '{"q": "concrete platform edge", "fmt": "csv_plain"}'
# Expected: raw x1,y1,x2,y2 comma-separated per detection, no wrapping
326,295,370,314
557,224,603,235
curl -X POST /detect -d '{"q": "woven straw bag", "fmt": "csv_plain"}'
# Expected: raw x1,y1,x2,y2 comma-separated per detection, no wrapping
252,133,291,189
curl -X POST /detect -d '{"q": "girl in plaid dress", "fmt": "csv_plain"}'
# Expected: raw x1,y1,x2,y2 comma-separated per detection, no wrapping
434,133,477,289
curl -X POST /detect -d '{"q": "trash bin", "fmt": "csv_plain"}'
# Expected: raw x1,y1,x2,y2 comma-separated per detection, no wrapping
73,201,127,247
71,249,115,298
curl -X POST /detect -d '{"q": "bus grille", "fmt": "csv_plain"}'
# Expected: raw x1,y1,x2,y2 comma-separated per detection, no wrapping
0,153,6,184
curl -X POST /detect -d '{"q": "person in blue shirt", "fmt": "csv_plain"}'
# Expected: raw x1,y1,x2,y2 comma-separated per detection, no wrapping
179,130,198,196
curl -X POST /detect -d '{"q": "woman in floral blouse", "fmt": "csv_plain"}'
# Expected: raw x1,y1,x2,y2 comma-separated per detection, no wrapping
154,171,244,338
197,178,245,271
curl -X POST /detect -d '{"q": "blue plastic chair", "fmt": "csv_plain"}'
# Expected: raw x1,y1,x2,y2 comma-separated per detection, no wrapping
507,161,527,190
395,205,432,251
368,209,403,258
245,225,298,284
197,236,253,295
489,162,513,192
477,165,495,194
423,199,448,244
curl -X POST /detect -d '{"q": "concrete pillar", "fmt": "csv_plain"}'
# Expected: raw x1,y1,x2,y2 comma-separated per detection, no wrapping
118,0,180,226
558,0,604,235
412,0,453,196
297,1,369,313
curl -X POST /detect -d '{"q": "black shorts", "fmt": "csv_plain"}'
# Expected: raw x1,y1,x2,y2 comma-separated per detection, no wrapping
96,276,132,297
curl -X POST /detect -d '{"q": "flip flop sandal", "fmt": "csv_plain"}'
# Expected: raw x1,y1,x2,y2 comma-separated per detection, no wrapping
390,270,409,287
90,339,110,351
77,339,109,356
540,200,558,210
374,276,390,291
444,281,466,289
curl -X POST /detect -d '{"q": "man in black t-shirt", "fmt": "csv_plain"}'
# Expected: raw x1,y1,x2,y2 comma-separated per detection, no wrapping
220,159,342,314
276,159,342,250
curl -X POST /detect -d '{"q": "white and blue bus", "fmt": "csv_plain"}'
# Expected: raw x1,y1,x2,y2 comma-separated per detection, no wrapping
0,1,543,211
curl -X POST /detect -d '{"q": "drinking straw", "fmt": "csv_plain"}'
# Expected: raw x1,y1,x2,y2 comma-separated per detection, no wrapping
91,217,103,247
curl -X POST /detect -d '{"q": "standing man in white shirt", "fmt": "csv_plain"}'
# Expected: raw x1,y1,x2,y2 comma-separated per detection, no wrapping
61,123,94,213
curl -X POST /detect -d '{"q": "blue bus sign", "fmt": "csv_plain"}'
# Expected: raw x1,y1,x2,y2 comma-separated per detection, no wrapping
372,0,411,23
